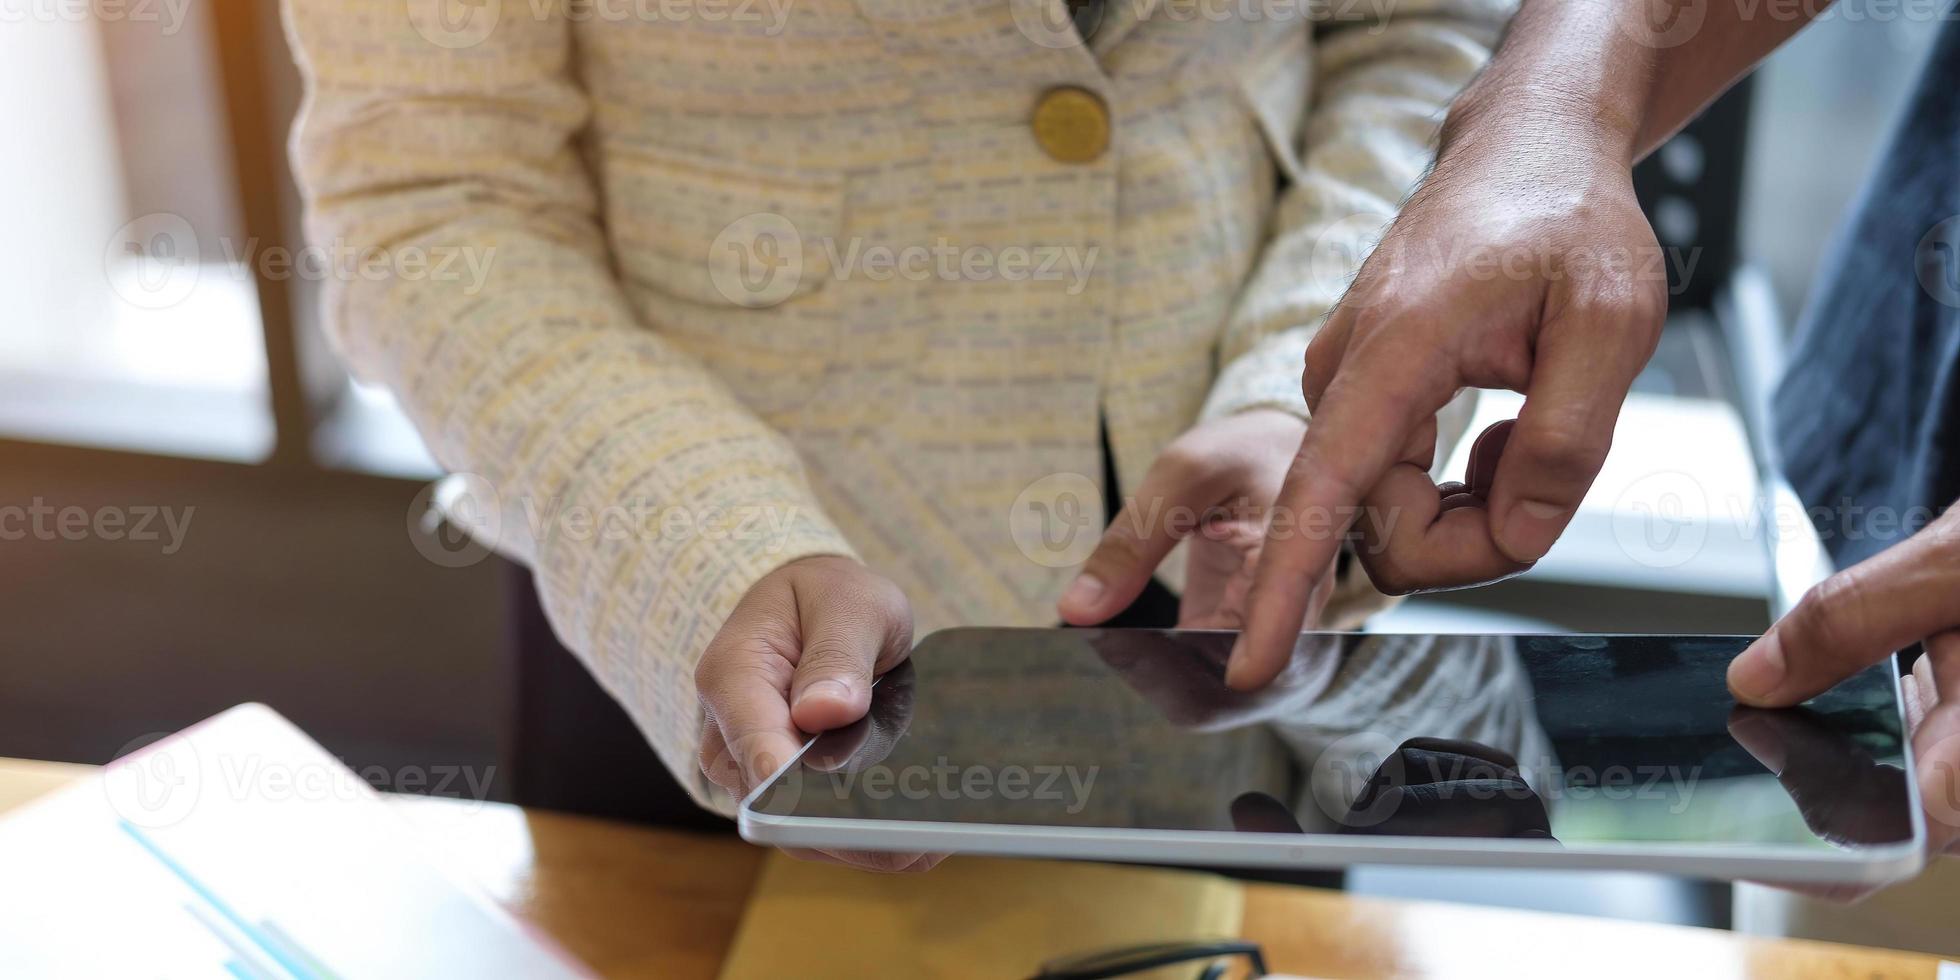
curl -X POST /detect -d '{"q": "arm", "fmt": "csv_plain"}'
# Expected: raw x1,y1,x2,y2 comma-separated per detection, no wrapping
1059,0,1512,631
1445,0,1828,164
1231,0,1828,689
285,1,855,814
1206,0,1513,426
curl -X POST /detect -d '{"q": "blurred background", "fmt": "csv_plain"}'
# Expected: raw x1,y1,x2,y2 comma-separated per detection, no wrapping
0,1,1943,940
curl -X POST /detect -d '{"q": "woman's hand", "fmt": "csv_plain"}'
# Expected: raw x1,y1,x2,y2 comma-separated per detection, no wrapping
1058,410,1333,631
696,555,940,872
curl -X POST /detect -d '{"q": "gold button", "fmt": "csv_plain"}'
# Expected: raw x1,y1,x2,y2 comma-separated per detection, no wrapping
1031,86,1111,164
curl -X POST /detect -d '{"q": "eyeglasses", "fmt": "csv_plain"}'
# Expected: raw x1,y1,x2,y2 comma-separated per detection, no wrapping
1030,939,1269,980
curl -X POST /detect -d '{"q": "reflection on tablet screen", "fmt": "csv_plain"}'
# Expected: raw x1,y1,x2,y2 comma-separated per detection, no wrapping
753,630,1914,854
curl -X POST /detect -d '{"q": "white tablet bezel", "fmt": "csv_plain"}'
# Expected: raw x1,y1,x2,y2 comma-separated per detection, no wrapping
739,646,1927,886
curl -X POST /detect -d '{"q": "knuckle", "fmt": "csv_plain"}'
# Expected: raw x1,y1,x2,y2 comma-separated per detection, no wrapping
847,573,912,629
1090,519,1155,571
1360,554,1416,597
1154,442,1209,486
799,632,875,675
1571,286,1666,346
1352,522,1410,592
1284,451,1360,510
1522,424,1609,483
1144,446,1215,505
1113,520,1159,561
1622,278,1671,322
1931,509,1960,555
718,654,787,694
1795,572,1871,658
699,746,731,785
698,742,741,792
884,604,917,655
693,646,728,692
797,635,857,668
1304,332,1345,378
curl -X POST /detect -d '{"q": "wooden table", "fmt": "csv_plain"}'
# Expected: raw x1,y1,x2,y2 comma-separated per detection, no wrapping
0,760,1945,978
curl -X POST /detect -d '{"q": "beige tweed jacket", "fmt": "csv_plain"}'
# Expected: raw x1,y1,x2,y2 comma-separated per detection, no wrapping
285,0,1510,814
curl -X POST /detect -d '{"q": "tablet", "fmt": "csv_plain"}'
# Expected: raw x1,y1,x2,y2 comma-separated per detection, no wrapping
739,629,1926,884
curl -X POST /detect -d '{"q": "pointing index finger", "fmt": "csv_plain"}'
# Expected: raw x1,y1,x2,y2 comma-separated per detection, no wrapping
1229,359,1443,690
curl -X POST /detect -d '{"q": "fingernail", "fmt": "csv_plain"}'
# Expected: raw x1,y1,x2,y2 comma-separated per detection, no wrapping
1728,632,1787,705
1061,573,1105,611
794,679,852,709
1498,499,1569,562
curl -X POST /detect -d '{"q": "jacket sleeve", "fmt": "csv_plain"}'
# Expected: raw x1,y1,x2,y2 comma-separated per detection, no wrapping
1201,0,1514,425
1199,0,1514,625
284,0,855,815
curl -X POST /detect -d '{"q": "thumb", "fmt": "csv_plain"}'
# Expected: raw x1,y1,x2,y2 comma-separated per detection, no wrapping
788,566,914,733
1058,455,1222,625
1486,303,1648,564
1730,515,1960,707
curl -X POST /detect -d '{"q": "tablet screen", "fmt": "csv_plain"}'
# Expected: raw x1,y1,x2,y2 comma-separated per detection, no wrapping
750,630,1916,853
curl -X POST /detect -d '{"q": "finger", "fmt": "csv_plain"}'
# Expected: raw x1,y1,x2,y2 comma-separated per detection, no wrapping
1060,451,1228,625
805,660,917,773
790,575,913,733
1353,461,1532,595
1301,309,1355,416
1316,314,1431,474
1178,521,1263,629
1399,415,1438,473
1485,309,1643,563
1231,352,1450,690
1433,421,1520,520
1905,666,1931,735
1728,526,1960,707
695,633,804,794
1917,631,1960,852
1928,631,1960,705
1230,791,1305,834
1466,419,1514,500
698,722,741,797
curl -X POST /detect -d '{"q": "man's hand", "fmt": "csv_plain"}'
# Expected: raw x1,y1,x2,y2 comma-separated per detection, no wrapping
696,555,938,872
1228,0,1830,692
1229,121,1670,690
1728,504,1960,858
1057,410,1332,631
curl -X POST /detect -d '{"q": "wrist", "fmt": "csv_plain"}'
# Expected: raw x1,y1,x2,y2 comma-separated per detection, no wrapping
1440,88,1639,173
1439,2,1653,169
